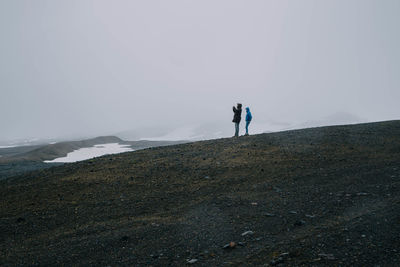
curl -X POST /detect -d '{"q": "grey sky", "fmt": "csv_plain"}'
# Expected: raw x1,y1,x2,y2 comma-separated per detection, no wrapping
1,0,399,140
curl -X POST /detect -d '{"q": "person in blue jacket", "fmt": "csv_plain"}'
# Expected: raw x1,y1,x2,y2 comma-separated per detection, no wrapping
245,107,252,136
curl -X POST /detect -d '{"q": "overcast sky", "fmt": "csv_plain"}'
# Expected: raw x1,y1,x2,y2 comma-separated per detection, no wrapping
1,0,399,140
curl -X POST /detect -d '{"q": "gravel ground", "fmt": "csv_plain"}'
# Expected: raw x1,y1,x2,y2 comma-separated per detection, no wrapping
1,120,400,266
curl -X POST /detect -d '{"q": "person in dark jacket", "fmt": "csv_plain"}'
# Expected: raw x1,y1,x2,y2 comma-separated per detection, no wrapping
232,103,242,137
245,107,252,136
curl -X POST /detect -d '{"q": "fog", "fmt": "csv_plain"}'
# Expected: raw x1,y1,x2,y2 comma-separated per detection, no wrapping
1,0,399,141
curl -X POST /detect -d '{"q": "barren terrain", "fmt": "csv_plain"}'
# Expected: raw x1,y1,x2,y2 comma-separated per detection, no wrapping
1,121,400,266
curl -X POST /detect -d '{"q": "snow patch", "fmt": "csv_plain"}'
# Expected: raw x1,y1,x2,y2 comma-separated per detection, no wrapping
44,143,133,163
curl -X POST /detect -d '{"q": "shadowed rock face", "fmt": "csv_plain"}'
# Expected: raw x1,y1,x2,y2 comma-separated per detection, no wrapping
1,120,400,266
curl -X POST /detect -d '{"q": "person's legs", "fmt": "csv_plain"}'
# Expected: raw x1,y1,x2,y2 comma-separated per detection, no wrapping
235,123,239,137
245,121,250,135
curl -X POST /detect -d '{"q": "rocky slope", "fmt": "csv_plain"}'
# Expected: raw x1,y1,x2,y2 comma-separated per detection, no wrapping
1,121,400,266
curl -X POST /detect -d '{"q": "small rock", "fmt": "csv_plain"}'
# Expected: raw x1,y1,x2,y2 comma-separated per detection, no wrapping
241,230,254,236
264,212,276,217
273,186,282,193
204,176,210,179
187,259,198,264
251,202,258,206
357,192,368,196
294,220,306,226
318,253,335,260
289,211,297,214
270,257,284,265
305,214,315,218
16,217,26,223
120,235,129,242
279,252,290,259
223,241,236,249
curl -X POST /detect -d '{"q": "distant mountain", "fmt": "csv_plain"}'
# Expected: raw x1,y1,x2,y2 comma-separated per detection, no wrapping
118,114,365,142
138,123,232,141
0,137,60,148
116,125,179,141
130,121,293,141
292,112,367,129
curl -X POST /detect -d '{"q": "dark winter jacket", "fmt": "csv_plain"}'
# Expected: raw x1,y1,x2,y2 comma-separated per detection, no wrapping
232,105,242,123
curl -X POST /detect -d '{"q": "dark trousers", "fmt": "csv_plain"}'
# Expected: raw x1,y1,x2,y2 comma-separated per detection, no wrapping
234,122,239,136
245,121,251,135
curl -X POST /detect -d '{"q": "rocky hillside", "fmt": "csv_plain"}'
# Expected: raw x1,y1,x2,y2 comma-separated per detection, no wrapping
0,136,187,163
0,136,123,163
0,137,187,179
1,121,400,266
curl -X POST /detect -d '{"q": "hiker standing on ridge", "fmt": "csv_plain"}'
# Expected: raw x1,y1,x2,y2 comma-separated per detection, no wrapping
232,103,242,137
245,107,252,136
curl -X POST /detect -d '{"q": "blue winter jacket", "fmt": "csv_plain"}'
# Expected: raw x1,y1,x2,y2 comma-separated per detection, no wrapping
245,107,252,122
